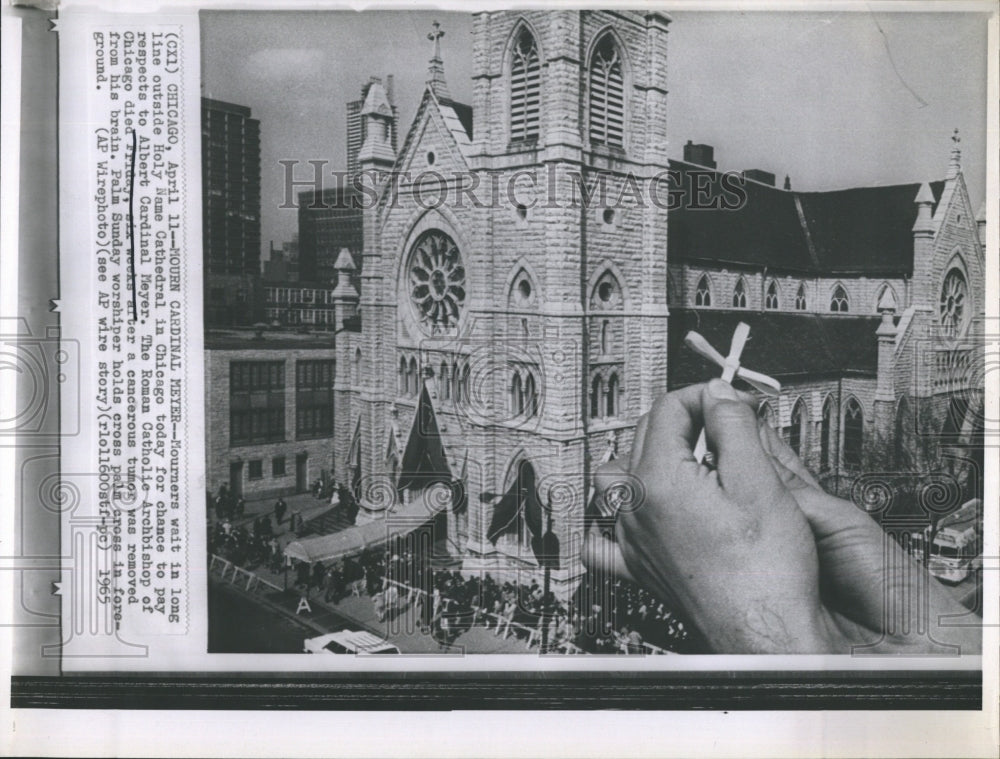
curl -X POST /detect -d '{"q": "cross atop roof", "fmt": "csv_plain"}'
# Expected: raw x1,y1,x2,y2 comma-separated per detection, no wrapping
428,21,445,61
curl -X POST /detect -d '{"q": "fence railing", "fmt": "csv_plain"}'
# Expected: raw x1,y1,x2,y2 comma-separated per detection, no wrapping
210,554,283,594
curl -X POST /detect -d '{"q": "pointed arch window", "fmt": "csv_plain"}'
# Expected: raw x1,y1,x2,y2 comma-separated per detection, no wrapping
590,375,603,420
524,373,538,417
830,285,849,313
589,34,624,148
510,28,541,142
398,356,407,396
695,275,712,307
795,283,807,311
757,401,774,428
821,396,833,470
408,357,418,396
843,398,864,467
606,373,619,418
789,399,806,455
732,278,748,309
511,372,524,417
765,280,780,310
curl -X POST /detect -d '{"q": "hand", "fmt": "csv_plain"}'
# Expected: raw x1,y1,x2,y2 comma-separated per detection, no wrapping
583,380,981,655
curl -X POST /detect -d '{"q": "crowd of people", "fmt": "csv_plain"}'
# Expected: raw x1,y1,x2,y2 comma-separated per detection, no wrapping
207,488,694,654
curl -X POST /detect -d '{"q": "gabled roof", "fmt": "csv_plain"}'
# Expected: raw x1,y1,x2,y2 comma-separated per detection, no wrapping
667,159,946,277
667,308,881,389
393,88,473,177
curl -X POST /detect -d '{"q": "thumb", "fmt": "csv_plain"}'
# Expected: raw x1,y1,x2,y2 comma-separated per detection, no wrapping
702,379,785,504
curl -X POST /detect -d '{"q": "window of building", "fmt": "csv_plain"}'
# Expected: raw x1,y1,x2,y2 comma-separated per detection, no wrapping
600,320,609,354
248,460,263,480
510,28,540,142
789,399,805,456
589,34,624,148
939,267,968,337
695,275,712,307
795,283,807,311
230,361,285,447
296,359,335,440
440,360,451,400
511,372,524,417
830,284,849,313
272,456,286,477
408,357,418,396
606,372,619,417
591,375,603,419
820,396,833,470
732,278,748,309
407,229,466,334
524,372,538,417
757,401,774,428
765,280,780,310
398,356,407,396
843,398,863,467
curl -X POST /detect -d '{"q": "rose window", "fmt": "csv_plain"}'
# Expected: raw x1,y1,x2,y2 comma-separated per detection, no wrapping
408,230,466,333
939,268,968,336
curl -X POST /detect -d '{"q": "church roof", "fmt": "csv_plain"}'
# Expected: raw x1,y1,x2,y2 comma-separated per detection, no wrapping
666,308,881,389
668,160,945,277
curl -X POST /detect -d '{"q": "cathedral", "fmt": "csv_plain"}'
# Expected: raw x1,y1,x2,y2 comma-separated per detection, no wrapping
325,10,986,595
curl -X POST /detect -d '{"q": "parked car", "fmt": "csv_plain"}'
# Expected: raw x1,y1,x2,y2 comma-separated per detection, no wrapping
303,630,400,655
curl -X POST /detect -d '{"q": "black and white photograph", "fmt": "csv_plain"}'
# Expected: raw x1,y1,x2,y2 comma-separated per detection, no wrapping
2,1,997,756
198,9,987,658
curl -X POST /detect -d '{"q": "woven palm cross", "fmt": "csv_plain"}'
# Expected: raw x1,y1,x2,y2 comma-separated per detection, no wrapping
684,322,781,464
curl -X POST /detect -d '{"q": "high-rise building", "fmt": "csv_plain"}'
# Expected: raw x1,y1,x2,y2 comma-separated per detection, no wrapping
346,75,398,181
201,97,263,326
297,187,362,284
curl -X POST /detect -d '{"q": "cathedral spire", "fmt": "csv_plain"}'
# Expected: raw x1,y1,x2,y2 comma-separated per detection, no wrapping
947,127,961,180
426,21,451,100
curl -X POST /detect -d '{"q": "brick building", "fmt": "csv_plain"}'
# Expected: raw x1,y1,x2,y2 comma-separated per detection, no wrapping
320,11,984,595
205,329,337,501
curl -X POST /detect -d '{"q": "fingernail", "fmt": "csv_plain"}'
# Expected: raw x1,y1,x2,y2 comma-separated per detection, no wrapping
708,379,738,400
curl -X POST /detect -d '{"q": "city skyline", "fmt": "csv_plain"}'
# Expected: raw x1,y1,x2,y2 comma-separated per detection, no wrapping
201,9,989,262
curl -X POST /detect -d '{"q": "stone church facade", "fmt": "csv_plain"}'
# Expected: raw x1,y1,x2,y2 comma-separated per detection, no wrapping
329,10,986,594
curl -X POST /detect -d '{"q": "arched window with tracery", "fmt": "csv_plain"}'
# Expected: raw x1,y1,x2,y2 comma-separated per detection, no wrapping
733,278,748,309
510,27,541,142
589,34,624,148
795,283,807,311
695,274,712,307
765,280,780,310
939,267,969,337
843,398,864,467
830,284,849,313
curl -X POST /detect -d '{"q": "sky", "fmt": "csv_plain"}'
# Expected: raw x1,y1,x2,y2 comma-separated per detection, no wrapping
201,9,990,260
